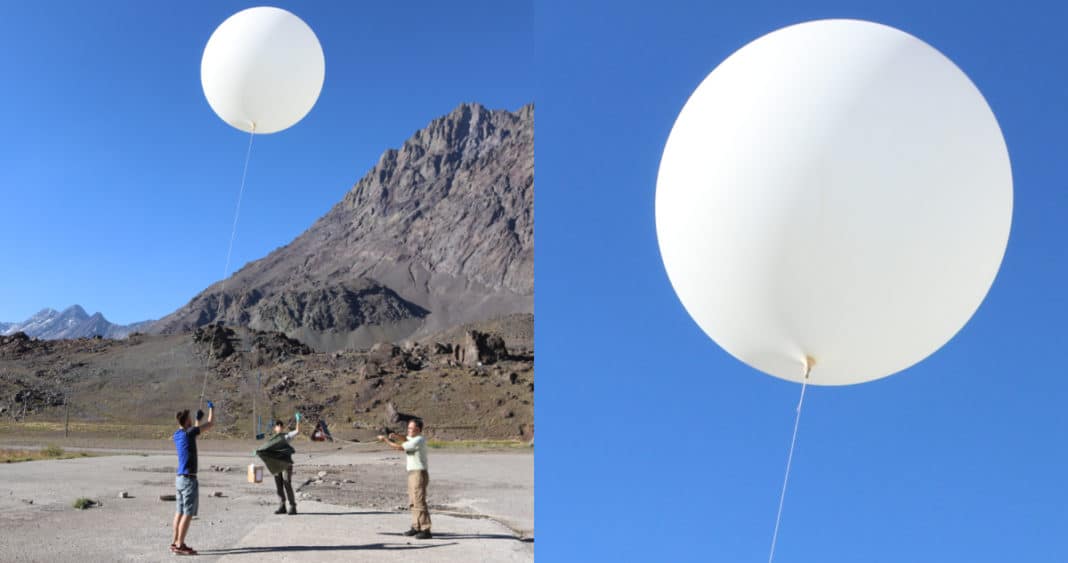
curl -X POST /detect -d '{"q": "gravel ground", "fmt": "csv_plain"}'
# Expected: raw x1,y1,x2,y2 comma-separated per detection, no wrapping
0,441,532,562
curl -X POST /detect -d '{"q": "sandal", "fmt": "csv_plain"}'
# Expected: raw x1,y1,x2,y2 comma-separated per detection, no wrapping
175,544,198,556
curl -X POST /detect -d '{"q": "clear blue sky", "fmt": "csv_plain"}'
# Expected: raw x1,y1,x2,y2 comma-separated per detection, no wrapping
536,1,1067,562
0,1,532,324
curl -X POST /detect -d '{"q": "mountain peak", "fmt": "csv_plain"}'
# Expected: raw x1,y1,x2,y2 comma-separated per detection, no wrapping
62,305,89,319
152,103,533,351
3,306,149,339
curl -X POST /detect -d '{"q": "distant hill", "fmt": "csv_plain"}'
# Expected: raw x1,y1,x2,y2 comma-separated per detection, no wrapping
1,306,152,339
152,102,533,352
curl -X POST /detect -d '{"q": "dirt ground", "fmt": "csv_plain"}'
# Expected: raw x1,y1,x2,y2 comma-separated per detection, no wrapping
0,437,533,562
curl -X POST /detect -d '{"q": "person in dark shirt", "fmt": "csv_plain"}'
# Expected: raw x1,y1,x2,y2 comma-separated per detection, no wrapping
170,402,214,556
261,415,301,515
310,418,334,442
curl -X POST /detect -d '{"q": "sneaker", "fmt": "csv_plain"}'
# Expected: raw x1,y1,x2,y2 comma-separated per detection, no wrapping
415,530,433,540
402,528,419,537
274,505,287,515
287,506,297,515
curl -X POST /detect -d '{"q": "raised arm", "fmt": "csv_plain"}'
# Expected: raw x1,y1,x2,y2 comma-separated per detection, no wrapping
199,401,216,432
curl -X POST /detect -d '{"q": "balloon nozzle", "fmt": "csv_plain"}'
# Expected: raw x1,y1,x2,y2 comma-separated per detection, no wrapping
803,356,815,379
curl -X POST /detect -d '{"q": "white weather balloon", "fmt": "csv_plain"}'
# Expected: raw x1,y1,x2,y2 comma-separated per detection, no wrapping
201,6,325,134
655,19,1012,386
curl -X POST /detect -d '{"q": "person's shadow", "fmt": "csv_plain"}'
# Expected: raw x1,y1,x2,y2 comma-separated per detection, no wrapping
200,542,457,555
292,511,394,516
380,531,534,543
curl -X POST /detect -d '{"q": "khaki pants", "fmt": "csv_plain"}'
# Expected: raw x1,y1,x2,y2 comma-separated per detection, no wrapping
407,470,431,531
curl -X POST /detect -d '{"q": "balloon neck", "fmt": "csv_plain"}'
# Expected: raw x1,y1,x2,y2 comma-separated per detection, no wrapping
802,355,815,379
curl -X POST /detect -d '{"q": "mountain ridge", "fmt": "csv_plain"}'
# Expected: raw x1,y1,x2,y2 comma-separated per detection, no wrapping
1,305,152,339
151,102,533,352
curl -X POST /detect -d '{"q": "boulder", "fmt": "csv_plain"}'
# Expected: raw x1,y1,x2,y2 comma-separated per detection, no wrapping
455,330,508,366
369,342,400,362
386,401,420,425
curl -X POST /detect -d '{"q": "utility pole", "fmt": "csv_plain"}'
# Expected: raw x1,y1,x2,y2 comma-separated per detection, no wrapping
253,372,258,439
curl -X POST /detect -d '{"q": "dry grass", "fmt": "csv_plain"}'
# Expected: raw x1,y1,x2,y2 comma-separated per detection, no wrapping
427,439,532,450
0,421,176,440
0,445,96,463
72,497,96,509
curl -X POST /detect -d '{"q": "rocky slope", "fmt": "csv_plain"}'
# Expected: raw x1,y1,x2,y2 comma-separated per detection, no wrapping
152,103,533,352
0,317,533,441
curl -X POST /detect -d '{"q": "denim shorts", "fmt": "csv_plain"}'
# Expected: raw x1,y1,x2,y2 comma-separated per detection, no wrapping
175,475,199,516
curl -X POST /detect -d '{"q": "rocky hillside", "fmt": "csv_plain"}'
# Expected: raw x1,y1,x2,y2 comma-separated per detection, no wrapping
152,103,533,352
0,320,533,441
1,306,151,340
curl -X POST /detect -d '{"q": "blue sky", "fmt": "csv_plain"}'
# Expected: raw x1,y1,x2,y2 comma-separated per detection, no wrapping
536,1,1067,562
0,1,532,324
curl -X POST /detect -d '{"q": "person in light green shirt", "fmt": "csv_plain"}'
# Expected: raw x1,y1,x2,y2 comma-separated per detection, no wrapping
378,419,432,538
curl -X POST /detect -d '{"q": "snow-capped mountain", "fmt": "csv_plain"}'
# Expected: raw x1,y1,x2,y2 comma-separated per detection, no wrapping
1,306,152,339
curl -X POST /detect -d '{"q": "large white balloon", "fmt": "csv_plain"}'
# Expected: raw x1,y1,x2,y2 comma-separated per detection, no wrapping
201,6,325,134
656,19,1012,386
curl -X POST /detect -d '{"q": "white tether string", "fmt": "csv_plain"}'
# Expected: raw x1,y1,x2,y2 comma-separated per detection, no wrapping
199,126,256,410
768,362,812,563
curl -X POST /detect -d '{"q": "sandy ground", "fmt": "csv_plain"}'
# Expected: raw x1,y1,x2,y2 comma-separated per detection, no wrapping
0,441,532,562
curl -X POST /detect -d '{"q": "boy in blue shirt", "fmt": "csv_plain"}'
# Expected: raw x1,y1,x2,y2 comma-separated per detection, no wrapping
170,402,215,556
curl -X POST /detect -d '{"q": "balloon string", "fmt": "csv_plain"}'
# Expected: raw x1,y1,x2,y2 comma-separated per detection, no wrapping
200,127,256,410
222,127,257,294
768,376,808,563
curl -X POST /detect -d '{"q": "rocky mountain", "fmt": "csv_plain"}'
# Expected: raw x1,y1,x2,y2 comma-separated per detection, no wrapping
152,102,533,352
1,306,152,339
